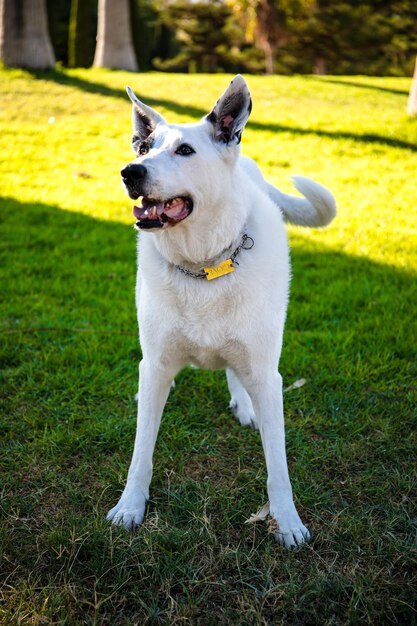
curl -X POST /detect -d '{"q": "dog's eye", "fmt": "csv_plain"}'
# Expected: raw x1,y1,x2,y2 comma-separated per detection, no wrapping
175,144,195,156
138,142,149,156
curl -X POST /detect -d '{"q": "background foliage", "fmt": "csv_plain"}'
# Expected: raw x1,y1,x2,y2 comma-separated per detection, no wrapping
44,0,417,75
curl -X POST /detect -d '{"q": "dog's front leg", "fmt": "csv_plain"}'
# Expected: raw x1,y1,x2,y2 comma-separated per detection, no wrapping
107,359,175,530
241,369,311,548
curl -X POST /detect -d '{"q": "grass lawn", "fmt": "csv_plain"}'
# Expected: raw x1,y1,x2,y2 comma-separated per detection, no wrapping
1,68,416,625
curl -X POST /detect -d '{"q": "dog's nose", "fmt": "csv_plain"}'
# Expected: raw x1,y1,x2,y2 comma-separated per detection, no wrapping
121,163,147,183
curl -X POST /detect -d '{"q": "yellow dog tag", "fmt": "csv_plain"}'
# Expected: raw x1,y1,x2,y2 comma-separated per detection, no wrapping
204,259,234,280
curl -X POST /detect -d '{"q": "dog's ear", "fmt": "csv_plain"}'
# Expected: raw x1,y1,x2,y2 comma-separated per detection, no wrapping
206,75,252,145
126,86,166,141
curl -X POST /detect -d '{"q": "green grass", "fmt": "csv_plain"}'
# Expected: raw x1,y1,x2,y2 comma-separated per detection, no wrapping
1,68,416,625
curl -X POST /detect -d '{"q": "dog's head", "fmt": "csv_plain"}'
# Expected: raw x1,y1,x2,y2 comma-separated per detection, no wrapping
121,75,252,231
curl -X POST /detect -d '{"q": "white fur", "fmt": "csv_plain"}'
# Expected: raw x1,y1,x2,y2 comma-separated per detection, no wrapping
107,75,336,548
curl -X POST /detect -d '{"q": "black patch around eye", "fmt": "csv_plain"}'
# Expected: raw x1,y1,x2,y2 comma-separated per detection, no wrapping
133,137,152,155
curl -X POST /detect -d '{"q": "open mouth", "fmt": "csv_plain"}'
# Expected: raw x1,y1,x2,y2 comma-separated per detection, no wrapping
133,196,193,230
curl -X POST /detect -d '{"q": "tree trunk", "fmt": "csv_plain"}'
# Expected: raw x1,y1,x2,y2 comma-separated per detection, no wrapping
255,0,287,76
68,0,92,68
93,0,138,71
263,40,274,76
407,56,417,116
313,57,327,75
0,0,55,69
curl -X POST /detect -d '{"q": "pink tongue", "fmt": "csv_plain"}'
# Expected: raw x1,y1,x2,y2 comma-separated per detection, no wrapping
133,205,142,219
164,199,187,220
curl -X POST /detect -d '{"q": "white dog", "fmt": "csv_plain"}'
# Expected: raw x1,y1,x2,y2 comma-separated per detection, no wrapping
107,75,336,548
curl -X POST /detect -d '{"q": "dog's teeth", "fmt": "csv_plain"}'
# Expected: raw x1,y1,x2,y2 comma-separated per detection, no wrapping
152,206,158,217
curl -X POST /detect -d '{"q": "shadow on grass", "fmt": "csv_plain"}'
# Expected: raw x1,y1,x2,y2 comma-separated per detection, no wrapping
35,67,207,120
1,194,416,409
33,68,417,153
1,195,416,624
306,75,410,96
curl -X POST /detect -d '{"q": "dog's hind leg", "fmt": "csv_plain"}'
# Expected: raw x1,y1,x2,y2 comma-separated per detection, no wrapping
236,366,311,548
226,368,257,429
107,359,177,530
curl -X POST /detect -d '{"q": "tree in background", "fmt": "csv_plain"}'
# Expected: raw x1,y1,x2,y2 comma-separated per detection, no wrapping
155,0,232,72
407,56,417,115
0,0,55,69
228,0,417,75
47,0,73,66
154,0,262,73
378,0,417,76
93,0,138,70
253,0,287,75
130,0,159,72
290,1,374,75
68,0,94,67
46,0,161,72
287,0,417,76
6,0,415,76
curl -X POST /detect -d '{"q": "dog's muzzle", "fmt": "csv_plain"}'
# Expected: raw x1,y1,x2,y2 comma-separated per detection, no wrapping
121,163,193,230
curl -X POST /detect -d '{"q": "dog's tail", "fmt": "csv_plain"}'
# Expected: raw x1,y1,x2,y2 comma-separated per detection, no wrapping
267,176,336,228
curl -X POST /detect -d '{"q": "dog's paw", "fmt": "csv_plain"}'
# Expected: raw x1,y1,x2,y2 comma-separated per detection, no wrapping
273,523,311,549
106,494,146,531
269,508,311,549
229,398,258,429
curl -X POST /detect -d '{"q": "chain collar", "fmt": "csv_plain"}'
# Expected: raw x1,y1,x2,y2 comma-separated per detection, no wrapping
174,233,254,280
